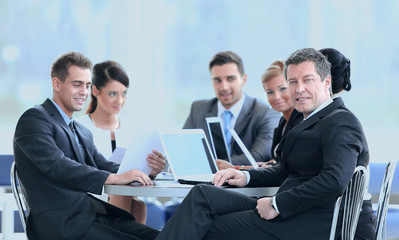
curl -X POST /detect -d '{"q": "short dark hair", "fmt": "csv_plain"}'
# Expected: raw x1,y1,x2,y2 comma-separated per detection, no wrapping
209,51,245,76
284,48,331,81
50,52,92,82
319,48,351,94
86,60,130,114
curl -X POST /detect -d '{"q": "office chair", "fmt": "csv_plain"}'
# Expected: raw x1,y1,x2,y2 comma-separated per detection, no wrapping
0,154,14,192
10,161,28,233
164,198,183,222
329,165,368,240
375,160,397,240
145,199,166,230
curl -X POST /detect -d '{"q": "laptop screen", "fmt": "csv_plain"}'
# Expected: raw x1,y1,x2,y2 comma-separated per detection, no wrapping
206,117,231,163
229,128,259,169
159,129,218,178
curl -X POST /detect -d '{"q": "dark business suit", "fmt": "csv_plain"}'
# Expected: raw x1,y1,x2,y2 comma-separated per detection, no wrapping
155,97,375,240
270,109,303,159
183,94,280,165
269,103,375,239
13,99,158,240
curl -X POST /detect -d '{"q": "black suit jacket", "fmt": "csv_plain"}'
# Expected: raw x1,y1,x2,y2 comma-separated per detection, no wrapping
247,97,369,218
13,99,133,240
270,109,303,159
183,94,280,165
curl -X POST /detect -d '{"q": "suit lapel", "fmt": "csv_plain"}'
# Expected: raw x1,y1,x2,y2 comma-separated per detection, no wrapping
42,99,86,165
74,123,96,166
234,95,253,136
205,99,218,118
281,98,344,161
281,114,317,161
274,117,286,141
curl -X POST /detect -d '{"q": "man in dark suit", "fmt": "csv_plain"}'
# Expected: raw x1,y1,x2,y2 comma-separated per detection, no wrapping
13,52,159,240
155,48,375,240
183,51,280,166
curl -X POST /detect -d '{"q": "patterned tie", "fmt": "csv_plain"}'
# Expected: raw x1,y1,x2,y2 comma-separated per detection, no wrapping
222,110,233,154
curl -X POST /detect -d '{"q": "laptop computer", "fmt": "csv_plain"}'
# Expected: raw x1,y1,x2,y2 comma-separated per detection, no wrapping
205,118,258,169
205,117,232,163
159,129,219,184
229,128,259,169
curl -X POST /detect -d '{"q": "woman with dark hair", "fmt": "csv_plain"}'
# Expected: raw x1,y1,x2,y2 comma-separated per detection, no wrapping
77,60,165,224
320,48,376,240
319,48,351,94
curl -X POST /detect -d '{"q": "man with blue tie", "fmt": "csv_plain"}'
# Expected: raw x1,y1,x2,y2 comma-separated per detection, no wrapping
183,51,280,166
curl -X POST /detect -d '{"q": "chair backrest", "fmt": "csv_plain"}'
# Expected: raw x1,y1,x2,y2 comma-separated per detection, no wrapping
0,155,14,187
329,165,368,240
10,161,29,232
375,160,397,240
368,162,399,196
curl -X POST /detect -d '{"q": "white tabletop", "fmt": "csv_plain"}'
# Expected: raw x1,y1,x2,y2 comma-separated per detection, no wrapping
104,181,279,198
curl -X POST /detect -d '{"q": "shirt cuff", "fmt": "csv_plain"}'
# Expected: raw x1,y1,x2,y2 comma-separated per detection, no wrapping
272,196,280,214
243,171,250,185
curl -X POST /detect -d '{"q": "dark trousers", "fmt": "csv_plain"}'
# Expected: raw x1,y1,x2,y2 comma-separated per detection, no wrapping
155,185,376,240
80,206,159,240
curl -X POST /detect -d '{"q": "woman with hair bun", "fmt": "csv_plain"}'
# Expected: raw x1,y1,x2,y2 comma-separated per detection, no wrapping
320,48,376,239
77,60,166,224
319,48,351,95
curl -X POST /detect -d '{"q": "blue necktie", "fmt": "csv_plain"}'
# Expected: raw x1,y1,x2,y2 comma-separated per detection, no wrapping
222,110,233,154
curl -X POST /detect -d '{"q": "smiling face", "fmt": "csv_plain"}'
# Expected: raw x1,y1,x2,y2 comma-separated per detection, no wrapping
263,73,293,115
92,79,128,115
211,63,247,109
286,61,331,118
52,65,92,118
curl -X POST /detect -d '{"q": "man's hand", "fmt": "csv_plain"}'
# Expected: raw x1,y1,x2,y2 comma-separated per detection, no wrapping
216,159,235,170
105,169,153,186
212,168,247,187
256,197,279,220
147,149,166,177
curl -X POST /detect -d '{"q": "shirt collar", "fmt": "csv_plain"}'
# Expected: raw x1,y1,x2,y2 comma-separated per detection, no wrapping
303,97,333,121
49,98,73,125
217,94,246,118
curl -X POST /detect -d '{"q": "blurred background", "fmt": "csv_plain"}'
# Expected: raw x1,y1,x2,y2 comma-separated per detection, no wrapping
1,0,399,162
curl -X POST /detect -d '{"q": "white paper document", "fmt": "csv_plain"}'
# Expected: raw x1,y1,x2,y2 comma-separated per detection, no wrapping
117,131,163,175
108,147,127,164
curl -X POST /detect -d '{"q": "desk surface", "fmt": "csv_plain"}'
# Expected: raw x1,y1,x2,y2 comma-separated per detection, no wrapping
104,181,279,198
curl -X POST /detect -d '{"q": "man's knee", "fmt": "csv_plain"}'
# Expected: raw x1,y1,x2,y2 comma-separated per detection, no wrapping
191,184,214,198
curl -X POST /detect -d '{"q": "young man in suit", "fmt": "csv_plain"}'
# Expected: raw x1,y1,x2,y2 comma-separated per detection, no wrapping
155,48,375,240
13,52,159,240
183,51,280,166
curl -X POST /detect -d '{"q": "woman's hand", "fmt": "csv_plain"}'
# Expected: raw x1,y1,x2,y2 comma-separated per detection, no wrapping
259,159,278,168
216,159,235,170
147,149,166,177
